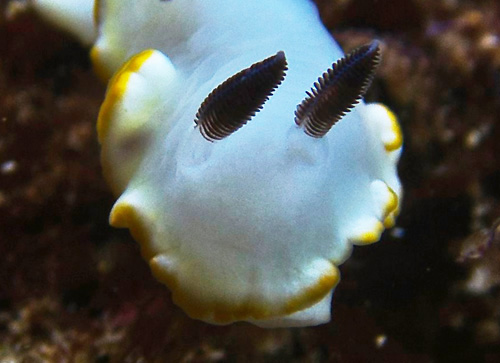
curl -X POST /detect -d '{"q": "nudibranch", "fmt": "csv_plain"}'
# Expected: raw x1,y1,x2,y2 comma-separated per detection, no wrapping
32,0,403,327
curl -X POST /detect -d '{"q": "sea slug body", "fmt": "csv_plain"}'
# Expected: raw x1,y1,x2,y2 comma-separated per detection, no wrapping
32,0,403,328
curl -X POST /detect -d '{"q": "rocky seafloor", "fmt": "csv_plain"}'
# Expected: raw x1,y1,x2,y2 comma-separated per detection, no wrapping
1,0,500,361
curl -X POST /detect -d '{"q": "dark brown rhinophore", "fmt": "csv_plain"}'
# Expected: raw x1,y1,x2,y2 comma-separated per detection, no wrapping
295,40,381,138
195,51,288,142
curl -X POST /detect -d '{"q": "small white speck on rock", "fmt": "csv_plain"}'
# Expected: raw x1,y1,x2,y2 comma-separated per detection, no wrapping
375,334,387,348
1,160,18,175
